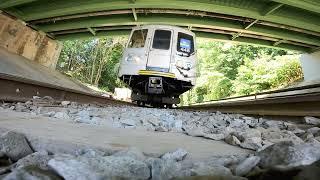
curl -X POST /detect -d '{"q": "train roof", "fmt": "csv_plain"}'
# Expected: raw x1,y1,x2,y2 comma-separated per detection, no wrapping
131,25,195,36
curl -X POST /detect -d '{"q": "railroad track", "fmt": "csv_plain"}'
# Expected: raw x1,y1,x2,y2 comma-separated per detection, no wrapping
181,83,320,117
0,73,134,106
1,73,319,117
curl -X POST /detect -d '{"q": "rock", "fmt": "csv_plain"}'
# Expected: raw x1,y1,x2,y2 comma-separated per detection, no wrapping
112,121,123,128
0,151,11,164
247,160,320,180
53,112,69,119
48,154,150,180
257,141,274,152
3,165,62,180
68,108,78,115
173,120,183,131
75,148,108,157
240,137,262,150
302,132,314,141
148,117,160,126
261,120,285,129
305,116,320,125
184,127,205,137
241,116,256,121
294,159,320,180
234,156,260,176
246,166,300,180
0,152,12,175
74,110,91,123
42,111,55,117
24,101,33,106
204,133,225,141
229,119,247,128
14,103,28,112
284,122,298,131
261,128,303,144
172,175,247,180
233,129,261,142
225,135,241,146
70,102,78,108
257,141,320,168
120,119,136,126
155,126,168,132
243,117,259,128
307,127,320,136
191,162,232,176
42,96,54,101
161,148,188,162
60,101,70,106
146,158,187,180
292,129,306,136
305,138,320,144
201,155,248,168
90,117,102,125
15,151,51,170
112,147,146,161
76,110,90,118
0,131,33,161
0,167,11,176
212,127,236,137
32,96,41,100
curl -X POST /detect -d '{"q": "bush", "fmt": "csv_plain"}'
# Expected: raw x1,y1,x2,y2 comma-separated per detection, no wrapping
181,40,303,104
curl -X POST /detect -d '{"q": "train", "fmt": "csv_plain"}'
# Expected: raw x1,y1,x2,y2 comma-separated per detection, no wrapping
118,25,197,108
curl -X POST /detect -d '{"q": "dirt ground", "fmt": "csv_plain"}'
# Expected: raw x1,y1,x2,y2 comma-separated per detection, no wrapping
0,109,249,161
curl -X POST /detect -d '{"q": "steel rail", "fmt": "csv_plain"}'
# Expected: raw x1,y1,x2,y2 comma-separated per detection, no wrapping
180,85,320,117
0,73,134,106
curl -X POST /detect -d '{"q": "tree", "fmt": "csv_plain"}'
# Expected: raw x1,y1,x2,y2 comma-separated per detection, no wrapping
181,39,302,105
57,36,127,92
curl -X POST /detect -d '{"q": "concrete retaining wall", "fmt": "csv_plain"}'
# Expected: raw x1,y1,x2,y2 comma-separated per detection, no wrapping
0,13,62,69
300,51,320,81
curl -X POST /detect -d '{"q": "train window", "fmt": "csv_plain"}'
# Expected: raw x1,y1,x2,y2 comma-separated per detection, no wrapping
152,30,172,50
128,29,148,48
177,32,194,54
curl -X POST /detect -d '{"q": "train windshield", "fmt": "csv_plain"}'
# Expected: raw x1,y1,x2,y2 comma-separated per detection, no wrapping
152,30,172,50
177,32,194,54
128,29,148,48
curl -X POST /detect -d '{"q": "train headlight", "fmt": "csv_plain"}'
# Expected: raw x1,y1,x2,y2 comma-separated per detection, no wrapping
125,55,141,62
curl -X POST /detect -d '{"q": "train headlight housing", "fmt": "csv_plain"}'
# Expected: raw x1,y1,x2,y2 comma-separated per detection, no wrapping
176,60,192,70
125,54,141,63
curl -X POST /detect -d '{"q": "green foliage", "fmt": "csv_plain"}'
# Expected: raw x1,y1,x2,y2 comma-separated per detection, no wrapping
57,37,127,92
99,42,126,91
181,40,303,105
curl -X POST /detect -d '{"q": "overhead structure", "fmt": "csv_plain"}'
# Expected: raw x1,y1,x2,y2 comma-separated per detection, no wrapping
1,0,320,52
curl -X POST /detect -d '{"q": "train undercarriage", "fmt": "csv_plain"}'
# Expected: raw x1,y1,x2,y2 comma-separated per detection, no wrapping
121,75,193,108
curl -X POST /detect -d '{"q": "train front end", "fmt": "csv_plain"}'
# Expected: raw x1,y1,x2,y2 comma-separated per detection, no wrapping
118,25,196,107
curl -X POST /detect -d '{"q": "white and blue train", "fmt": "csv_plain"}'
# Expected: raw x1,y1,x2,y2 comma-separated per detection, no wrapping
118,25,197,107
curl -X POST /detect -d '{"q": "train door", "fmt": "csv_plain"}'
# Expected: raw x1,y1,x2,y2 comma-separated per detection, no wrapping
124,28,149,68
147,29,173,72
